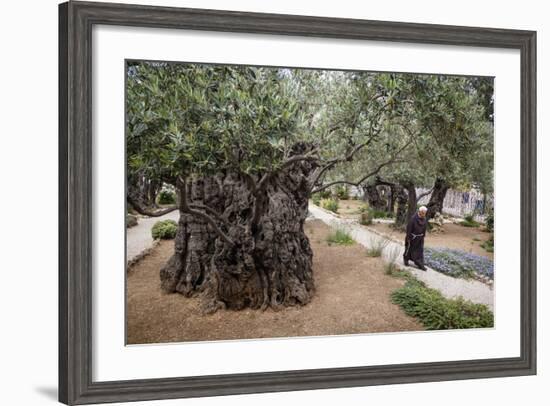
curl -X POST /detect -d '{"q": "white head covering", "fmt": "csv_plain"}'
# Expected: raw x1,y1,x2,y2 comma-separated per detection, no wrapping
419,206,428,213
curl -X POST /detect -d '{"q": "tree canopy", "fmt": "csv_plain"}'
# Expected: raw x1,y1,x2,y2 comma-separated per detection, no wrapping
127,61,493,214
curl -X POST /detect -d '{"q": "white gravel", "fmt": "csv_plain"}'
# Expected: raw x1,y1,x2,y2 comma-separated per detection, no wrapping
126,210,180,263
308,204,494,311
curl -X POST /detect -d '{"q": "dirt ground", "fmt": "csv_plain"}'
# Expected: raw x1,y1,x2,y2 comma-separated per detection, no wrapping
334,199,493,260
336,199,364,221
126,219,423,344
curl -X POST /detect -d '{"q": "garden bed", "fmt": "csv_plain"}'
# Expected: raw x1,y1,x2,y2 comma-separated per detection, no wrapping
424,247,494,283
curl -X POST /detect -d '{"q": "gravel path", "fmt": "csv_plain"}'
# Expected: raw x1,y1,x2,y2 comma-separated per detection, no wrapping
126,211,180,264
308,204,494,311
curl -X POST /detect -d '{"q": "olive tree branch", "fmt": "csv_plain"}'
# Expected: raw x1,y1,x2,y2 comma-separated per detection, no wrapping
416,187,434,203
311,136,413,194
127,195,178,217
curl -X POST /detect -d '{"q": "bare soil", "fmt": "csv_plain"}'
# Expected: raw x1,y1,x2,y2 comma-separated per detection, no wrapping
126,219,423,344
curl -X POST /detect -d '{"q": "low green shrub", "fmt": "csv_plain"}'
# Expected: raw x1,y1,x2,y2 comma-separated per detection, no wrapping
158,190,176,205
318,190,332,199
391,278,494,329
151,219,178,240
311,194,321,206
460,213,480,228
321,198,339,213
326,228,354,246
369,208,394,219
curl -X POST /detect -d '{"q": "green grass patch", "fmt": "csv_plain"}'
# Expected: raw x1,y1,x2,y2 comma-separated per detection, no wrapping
366,238,389,257
326,228,354,246
384,263,409,278
369,208,394,219
390,278,494,329
321,198,339,213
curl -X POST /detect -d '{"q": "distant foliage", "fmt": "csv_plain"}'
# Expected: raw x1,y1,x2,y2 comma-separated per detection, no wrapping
151,219,178,240
317,190,332,199
391,278,494,329
158,190,176,205
459,213,480,228
326,228,354,246
424,247,494,279
481,235,494,253
334,185,349,200
321,198,339,213
311,193,322,206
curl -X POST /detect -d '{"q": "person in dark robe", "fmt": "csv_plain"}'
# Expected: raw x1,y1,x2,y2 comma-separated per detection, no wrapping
403,206,428,270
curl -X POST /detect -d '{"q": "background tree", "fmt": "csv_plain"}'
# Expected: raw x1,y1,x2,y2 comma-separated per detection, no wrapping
325,73,494,226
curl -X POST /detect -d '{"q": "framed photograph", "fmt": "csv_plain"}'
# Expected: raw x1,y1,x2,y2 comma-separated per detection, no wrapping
59,1,536,404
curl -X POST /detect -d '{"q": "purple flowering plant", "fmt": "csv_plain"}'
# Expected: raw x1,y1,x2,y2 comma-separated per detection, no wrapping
424,247,494,280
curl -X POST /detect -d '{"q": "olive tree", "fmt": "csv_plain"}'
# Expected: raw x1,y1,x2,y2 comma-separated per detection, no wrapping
127,63,401,312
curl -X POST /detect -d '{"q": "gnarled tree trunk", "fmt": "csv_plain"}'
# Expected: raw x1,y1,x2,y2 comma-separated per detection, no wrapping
362,184,386,211
160,146,318,313
387,185,396,214
426,178,449,219
404,182,417,224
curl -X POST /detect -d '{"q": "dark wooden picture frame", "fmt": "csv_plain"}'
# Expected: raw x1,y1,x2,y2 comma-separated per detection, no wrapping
59,1,536,404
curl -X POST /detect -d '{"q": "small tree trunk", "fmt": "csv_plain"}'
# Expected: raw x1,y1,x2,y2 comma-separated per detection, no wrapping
147,179,160,208
393,185,409,228
426,178,449,219
387,185,396,214
362,184,386,211
160,144,318,313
